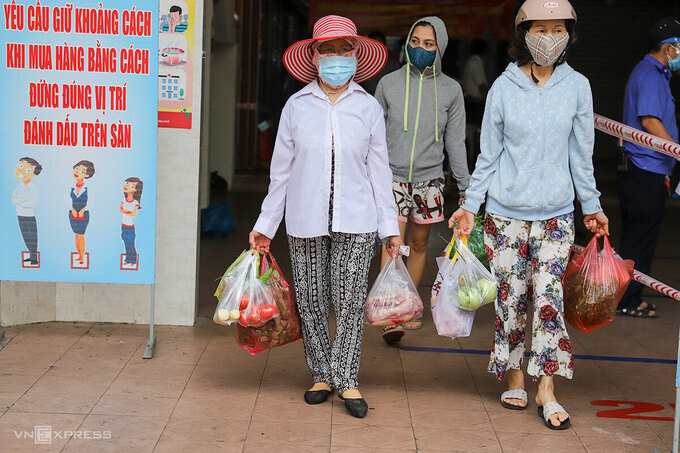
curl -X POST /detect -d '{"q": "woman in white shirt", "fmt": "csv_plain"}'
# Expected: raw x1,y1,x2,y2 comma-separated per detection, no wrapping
249,15,402,418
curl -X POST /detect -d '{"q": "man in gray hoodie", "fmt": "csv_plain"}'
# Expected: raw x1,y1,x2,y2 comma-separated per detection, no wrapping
375,16,470,344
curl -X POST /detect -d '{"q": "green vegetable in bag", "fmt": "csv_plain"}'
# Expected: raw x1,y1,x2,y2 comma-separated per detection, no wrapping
447,215,490,270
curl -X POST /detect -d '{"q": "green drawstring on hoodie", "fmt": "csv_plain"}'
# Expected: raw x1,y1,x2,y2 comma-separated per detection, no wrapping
403,62,440,181
433,64,439,143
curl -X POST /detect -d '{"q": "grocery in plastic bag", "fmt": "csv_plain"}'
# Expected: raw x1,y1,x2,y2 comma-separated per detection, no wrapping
365,256,424,326
447,236,497,311
563,235,634,333
213,250,280,327
431,255,475,339
236,253,303,354
446,214,490,270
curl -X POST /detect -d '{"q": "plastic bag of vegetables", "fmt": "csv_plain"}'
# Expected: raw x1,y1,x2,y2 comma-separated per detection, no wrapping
431,255,475,339
213,250,280,327
563,235,634,333
446,214,490,270
236,253,303,354
365,256,423,326
447,236,497,311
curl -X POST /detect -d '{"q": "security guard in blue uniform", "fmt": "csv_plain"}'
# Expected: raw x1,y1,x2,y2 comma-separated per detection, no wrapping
618,17,680,318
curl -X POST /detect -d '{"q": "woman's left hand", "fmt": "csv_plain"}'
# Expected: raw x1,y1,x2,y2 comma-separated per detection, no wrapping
584,211,609,238
385,235,404,259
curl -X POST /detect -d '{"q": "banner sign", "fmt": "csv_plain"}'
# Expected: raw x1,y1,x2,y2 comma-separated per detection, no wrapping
0,0,158,284
157,0,194,129
309,0,515,40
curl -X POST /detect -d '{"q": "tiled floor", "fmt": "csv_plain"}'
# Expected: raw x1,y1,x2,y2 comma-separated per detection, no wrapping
1,185,679,452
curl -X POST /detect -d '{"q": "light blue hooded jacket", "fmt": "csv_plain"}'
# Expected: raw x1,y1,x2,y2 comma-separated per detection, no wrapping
461,62,602,220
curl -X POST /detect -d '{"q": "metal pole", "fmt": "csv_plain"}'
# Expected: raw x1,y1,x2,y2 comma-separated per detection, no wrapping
143,284,156,359
674,324,680,453
0,330,9,350
0,282,10,351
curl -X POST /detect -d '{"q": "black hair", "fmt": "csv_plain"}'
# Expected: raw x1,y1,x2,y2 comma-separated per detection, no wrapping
509,19,576,67
471,39,487,55
369,31,386,42
20,157,42,175
650,42,663,53
411,20,435,39
124,177,143,206
170,5,182,14
74,160,95,178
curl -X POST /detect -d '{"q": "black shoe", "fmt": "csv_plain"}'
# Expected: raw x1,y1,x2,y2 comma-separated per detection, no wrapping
304,389,331,405
23,258,32,262
339,395,368,418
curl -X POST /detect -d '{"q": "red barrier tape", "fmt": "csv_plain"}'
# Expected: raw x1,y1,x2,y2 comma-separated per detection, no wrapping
572,244,680,302
594,114,680,161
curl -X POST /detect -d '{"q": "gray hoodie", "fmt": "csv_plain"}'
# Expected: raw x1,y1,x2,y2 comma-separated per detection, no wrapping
374,16,470,193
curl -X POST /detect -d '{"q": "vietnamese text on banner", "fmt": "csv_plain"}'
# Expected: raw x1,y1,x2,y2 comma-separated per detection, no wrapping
0,0,159,284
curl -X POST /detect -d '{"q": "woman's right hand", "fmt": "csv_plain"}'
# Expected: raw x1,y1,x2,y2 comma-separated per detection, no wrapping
249,230,271,254
448,208,475,237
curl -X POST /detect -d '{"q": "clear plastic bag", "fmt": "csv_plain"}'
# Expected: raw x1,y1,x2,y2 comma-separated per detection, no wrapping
448,236,497,311
564,235,634,333
213,250,280,327
214,249,250,301
446,214,490,270
365,256,424,326
236,253,303,354
432,256,475,339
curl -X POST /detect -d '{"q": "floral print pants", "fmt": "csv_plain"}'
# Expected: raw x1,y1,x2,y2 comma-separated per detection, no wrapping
484,212,575,380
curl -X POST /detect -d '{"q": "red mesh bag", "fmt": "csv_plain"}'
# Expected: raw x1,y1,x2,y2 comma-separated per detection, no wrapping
236,253,302,354
563,235,634,333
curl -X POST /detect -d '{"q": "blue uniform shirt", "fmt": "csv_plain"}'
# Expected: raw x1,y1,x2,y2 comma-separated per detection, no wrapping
622,54,678,175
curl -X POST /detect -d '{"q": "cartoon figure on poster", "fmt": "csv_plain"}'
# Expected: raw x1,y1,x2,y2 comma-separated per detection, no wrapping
12,157,42,267
69,160,95,269
158,0,194,128
120,177,143,270
160,2,188,33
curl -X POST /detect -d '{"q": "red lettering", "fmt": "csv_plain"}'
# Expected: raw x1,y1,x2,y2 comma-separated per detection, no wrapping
28,44,52,70
592,400,674,421
24,119,53,145
6,42,25,69
4,3,24,30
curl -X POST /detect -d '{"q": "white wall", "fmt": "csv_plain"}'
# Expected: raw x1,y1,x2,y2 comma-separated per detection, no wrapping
1,1,206,327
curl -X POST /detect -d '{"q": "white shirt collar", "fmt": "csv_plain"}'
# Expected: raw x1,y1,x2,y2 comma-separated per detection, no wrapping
294,79,367,102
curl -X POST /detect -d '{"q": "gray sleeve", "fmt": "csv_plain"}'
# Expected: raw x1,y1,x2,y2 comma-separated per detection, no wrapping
374,79,388,121
444,83,470,195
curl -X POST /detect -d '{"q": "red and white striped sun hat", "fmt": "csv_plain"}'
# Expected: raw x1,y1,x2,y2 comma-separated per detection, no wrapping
283,15,388,84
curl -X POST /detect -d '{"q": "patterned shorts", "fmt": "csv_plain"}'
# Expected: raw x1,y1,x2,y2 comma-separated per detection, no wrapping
392,177,445,224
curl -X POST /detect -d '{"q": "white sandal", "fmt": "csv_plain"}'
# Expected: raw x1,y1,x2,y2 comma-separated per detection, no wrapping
500,389,528,410
538,401,571,430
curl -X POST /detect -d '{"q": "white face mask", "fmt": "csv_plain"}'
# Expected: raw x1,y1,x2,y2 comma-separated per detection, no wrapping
525,32,569,67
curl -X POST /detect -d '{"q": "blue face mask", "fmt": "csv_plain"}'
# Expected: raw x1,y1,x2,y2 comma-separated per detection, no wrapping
668,46,680,72
407,44,436,70
318,56,356,88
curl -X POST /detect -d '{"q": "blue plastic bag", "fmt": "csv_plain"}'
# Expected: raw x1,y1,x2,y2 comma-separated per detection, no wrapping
201,201,237,237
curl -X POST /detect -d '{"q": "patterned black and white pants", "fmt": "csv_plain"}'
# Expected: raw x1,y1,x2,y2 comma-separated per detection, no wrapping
287,232,376,394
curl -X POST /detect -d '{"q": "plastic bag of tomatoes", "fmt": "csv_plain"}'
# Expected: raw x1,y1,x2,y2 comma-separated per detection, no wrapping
213,250,280,328
236,253,303,354
563,235,634,333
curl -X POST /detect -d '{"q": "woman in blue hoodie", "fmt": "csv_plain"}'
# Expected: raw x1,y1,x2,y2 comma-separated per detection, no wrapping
450,0,608,430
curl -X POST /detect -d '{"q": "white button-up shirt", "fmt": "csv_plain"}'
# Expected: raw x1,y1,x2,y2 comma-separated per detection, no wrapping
12,182,38,217
254,80,399,240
